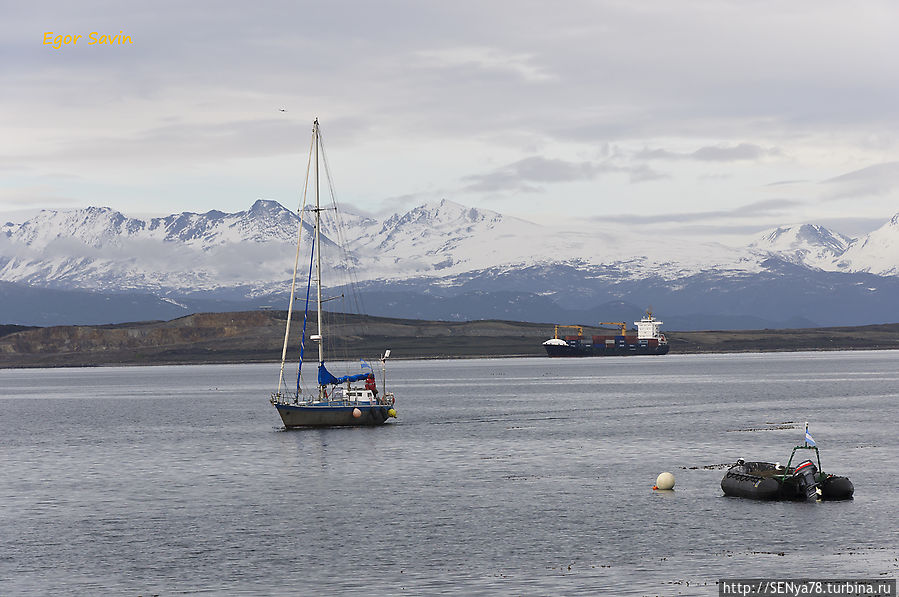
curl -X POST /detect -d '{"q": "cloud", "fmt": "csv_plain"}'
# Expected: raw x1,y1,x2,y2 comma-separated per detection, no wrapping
627,164,669,183
822,162,899,199
462,156,666,193
11,119,309,167
363,193,437,216
0,185,82,207
593,199,804,226
4,232,299,287
692,143,779,161
636,143,781,162
414,46,554,83
3,1,899,230
765,179,809,187
462,157,600,193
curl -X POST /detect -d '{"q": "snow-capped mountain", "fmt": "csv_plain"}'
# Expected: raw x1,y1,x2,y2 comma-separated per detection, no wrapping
357,199,548,277
835,214,899,276
749,224,854,270
0,200,310,292
345,198,757,282
2,199,899,327
3,200,301,250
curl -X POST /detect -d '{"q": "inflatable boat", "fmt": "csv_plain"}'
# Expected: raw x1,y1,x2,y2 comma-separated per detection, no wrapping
721,444,853,501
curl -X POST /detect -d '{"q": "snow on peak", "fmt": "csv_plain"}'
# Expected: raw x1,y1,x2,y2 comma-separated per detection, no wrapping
3,200,899,297
0,202,305,293
381,199,502,233
358,199,549,278
140,201,300,247
753,224,851,253
836,212,899,275
750,223,853,269
7,206,144,249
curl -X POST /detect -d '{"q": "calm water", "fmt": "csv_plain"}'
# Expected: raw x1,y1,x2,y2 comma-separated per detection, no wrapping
1,351,897,596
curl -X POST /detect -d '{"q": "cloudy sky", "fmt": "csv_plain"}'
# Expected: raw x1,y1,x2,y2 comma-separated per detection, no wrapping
2,1,898,240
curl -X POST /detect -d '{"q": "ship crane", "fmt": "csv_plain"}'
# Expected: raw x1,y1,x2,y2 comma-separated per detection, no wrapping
553,325,584,339
598,322,628,335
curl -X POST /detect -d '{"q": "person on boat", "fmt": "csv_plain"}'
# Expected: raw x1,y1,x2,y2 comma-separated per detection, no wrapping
365,373,378,398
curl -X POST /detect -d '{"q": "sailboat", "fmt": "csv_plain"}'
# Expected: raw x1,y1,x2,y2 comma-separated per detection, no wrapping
270,119,397,427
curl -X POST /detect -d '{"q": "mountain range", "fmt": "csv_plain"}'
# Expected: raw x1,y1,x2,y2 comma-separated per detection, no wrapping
2,199,898,329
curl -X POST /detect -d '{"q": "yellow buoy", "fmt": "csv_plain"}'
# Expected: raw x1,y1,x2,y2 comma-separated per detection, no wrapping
653,472,675,490
387,408,397,418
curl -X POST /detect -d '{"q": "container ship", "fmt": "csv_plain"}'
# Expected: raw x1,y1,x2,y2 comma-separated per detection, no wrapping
543,311,669,357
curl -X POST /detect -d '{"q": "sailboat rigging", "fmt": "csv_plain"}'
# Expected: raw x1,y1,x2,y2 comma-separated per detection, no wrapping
270,118,397,427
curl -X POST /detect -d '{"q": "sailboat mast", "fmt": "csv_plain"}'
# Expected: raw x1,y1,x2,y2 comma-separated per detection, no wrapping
314,119,325,396
276,119,316,397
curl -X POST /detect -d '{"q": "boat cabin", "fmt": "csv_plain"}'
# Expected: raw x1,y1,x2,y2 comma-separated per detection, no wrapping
341,388,376,403
635,312,664,340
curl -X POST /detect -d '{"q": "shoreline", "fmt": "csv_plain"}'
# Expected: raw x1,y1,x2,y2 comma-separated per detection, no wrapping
4,346,899,371
2,310,898,369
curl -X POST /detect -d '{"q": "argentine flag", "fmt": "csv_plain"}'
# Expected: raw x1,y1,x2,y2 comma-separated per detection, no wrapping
360,359,373,371
804,423,816,446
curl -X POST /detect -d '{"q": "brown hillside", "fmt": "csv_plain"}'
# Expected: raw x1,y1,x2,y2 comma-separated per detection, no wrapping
1,311,898,368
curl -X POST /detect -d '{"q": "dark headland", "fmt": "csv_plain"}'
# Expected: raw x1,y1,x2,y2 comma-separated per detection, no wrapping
1,311,898,369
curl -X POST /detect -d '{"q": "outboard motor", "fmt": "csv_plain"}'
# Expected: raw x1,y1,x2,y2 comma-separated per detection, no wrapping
790,459,818,500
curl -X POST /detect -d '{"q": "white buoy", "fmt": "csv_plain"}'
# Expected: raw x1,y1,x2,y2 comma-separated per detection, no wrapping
654,472,675,490
352,408,362,418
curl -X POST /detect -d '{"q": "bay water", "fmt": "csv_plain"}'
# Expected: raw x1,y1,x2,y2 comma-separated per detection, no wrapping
1,351,897,595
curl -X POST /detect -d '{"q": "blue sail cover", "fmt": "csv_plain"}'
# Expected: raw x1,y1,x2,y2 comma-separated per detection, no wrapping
318,363,369,386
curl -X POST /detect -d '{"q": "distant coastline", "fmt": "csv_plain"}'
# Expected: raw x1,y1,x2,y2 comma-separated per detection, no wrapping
1,310,898,369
